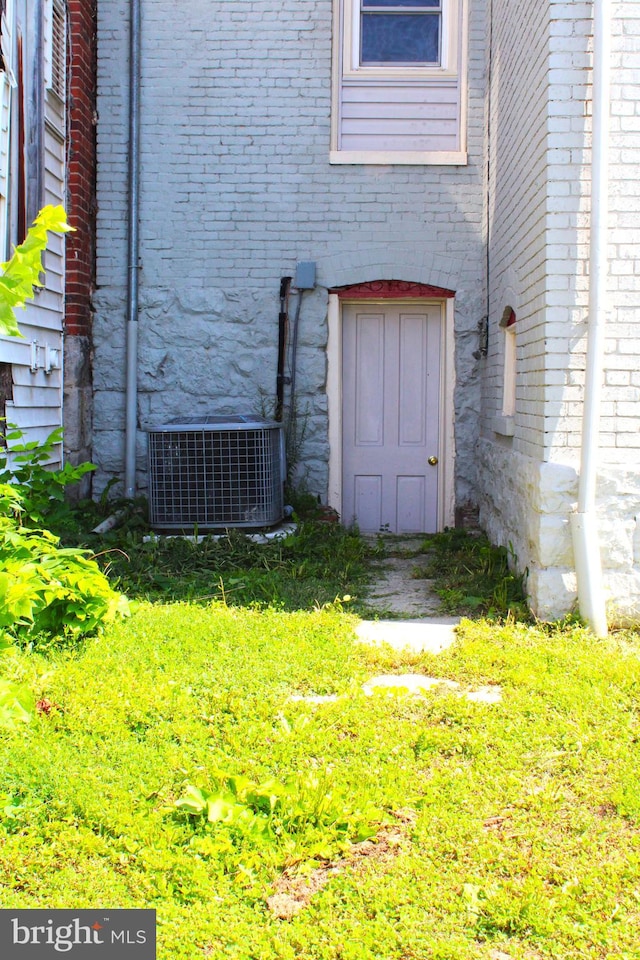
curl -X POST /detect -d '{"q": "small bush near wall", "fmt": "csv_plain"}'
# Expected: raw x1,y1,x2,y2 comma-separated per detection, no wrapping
0,210,129,661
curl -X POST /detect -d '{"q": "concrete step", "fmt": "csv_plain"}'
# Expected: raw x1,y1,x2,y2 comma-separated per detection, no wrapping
354,618,459,654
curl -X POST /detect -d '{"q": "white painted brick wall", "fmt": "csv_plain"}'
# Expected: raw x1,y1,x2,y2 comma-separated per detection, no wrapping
480,0,550,459
95,0,489,504
542,1,640,468
478,0,640,620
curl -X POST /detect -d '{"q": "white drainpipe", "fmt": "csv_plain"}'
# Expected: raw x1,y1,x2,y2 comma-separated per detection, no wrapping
570,0,611,637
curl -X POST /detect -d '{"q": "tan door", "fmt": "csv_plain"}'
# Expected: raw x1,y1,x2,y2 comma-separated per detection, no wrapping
342,301,441,533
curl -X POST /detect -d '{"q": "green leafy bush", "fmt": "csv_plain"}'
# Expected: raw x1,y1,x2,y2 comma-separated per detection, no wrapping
0,483,129,647
0,633,31,729
1,423,95,528
175,769,379,871
0,208,128,650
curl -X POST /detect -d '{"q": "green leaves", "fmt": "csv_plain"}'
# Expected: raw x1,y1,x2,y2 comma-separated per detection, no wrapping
0,205,73,338
0,423,96,528
0,680,32,729
0,485,129,647
0,209,128,652
174,769,381,872
419,528,529,619
0,609,32,731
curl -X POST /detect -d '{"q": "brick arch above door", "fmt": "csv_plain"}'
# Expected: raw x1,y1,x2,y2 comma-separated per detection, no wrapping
330,280,455,300
321,248,465,294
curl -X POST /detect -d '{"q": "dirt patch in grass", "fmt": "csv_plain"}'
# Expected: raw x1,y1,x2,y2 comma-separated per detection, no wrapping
266,808,418,919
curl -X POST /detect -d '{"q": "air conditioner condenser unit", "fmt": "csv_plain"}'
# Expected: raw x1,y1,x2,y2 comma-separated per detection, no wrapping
147,415,285,530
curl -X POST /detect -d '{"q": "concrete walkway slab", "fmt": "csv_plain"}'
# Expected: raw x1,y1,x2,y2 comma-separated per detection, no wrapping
362,533,443,617
362,673,503,704
362,674,460,695
355,618,459,654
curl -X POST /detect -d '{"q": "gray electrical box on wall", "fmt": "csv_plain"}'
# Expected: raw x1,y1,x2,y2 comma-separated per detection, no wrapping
295,261,316,289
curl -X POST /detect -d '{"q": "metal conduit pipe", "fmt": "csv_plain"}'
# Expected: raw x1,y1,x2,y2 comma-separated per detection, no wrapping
124,0,142,498
570,0,611,637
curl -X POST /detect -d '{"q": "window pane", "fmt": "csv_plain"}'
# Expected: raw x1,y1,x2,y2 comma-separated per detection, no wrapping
362,1,439,7
361,14,440,64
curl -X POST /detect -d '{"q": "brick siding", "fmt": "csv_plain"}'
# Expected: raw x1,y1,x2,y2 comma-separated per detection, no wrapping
65,0,97,338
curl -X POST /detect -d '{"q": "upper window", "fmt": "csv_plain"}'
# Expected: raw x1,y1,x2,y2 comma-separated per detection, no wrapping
360,0,441,66
331,0,467,164
44,0,66,103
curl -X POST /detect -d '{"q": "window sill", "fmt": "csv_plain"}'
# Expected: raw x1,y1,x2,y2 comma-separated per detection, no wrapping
493,415,515,438
341,68,459,82
329,150,468,166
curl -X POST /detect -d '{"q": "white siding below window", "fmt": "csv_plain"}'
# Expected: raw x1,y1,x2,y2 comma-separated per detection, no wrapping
339,79,461,153
6,115,66,462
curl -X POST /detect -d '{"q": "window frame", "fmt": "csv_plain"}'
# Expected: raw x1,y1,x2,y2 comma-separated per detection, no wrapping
331,0,468,165
44,0,67,104
342,0,459,80
492,307,517,437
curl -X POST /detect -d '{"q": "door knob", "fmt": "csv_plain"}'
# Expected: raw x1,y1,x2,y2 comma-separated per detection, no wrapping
428,456,438,466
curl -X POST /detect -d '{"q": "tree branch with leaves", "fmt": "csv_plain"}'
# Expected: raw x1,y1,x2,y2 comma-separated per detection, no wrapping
0,205,72,338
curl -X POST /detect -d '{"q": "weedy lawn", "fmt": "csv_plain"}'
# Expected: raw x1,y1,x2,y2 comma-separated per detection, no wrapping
1,601,639,959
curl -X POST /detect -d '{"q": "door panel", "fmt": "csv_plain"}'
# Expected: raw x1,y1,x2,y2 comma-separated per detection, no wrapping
354,475,382,532
355,313,385,446
342,301,441,533
399,313,427,445
396,475,426,532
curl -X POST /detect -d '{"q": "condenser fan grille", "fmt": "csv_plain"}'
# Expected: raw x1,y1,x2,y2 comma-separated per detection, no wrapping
147,417,284,529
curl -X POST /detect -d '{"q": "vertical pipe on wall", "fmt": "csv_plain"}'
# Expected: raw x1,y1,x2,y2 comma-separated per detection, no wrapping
570,0,611,637
124,0,141,498
485,0,494,328
276,277,291,422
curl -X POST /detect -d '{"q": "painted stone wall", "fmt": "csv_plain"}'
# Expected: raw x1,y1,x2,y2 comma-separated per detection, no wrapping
477,0,555,612
478,440,640,621
94,0,488,505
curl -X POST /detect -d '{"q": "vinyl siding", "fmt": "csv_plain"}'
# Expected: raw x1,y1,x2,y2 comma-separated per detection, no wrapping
339,78,460,152
1,0,65,468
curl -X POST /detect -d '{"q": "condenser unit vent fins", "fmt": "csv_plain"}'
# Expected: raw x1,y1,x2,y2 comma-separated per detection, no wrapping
147,416,284,530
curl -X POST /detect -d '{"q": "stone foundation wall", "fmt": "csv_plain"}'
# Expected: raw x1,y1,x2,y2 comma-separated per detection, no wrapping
477,437,640,622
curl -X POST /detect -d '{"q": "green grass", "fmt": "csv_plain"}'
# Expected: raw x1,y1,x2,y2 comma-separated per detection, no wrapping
63,498,523,620
1,603,640,959
84,519,371,613
416,528,530,619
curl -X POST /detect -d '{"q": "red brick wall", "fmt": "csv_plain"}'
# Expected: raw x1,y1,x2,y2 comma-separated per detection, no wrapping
65,0,97,338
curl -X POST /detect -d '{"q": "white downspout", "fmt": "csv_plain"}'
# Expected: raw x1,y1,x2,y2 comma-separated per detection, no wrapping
570,0,611,637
